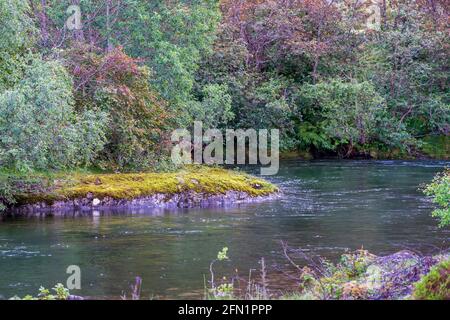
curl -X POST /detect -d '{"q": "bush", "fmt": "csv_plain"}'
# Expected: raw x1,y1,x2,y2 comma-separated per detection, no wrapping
413,259,450,300
63,45,174,171
0,178,15,212
0,0,35,55
298,79,401,156
190,83,234,128
0,57,107,171
424,170,450,227
10,283,70,300
0,0,35,91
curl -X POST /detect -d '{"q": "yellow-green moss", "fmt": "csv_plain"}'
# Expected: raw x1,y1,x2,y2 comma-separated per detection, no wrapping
17,166,278,205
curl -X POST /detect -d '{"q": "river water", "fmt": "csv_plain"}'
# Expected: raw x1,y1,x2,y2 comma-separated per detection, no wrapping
0,160,449,299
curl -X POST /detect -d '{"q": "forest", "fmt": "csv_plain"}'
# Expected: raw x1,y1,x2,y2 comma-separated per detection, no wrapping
0,0,448,174
0,0,448,302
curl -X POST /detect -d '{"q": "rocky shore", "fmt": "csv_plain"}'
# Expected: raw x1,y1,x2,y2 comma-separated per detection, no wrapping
10,190,280,216
2,166,279,216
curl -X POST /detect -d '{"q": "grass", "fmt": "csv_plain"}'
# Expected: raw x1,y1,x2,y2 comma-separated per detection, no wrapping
4,165,278,207
413,259,450,300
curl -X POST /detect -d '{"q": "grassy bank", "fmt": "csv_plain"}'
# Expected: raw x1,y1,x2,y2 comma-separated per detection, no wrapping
10,248,449,300
206,247,450,301
0,166,278,211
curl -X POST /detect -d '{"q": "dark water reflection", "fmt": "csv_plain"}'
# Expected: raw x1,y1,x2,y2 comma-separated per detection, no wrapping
0,161,449,299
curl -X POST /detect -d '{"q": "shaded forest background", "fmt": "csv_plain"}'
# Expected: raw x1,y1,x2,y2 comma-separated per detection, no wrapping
0,0,448,172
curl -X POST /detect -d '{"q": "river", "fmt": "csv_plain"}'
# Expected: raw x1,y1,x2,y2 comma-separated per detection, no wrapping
0,160,449,299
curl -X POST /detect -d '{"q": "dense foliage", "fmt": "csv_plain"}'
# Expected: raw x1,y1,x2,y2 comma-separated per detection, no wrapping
0,0,448,173
0,57,107,171
62,44,174,170
413,259,450,300
424,169,450,227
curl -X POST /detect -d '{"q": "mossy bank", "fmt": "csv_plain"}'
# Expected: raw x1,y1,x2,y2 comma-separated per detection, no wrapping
2,166,279,215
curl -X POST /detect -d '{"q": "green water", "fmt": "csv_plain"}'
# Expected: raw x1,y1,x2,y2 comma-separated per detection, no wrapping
0,161,449,299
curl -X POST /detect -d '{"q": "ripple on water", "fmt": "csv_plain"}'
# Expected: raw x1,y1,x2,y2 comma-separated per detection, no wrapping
0,246,46,258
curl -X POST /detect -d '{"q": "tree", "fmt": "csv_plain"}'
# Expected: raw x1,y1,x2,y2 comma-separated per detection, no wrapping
299,79,390,156
0,0,36,91
63,44,174,170
117,0,221,123
424,170,450,227
0,57,107,171
190,83,234,128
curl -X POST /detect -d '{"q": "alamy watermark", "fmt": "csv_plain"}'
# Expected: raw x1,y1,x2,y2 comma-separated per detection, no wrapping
66,5,82,30
171,122,280,176
66,265,81,290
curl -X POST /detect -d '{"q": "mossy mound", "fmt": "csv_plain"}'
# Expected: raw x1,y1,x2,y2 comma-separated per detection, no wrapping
14,166,278,207
413,259,450,300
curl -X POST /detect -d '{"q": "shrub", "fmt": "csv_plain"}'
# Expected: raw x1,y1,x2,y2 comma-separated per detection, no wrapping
298,79,399,156
424,170,450,227
0,0,35,55
10,283,70,300
0,0,35,91
0,57,107,171
63,45,174,171
413,259,450,300
0,178,14,211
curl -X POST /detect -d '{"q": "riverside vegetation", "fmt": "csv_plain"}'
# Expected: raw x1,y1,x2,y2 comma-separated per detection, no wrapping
204,247,449,300
0,1,449,179
11,247,448,300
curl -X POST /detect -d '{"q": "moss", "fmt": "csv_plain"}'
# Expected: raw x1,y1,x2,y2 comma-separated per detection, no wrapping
420,135,450,160
413,259,450,300
15,165,278,205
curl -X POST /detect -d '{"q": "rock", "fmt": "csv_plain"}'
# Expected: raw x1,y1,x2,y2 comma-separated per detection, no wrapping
9,191,280,216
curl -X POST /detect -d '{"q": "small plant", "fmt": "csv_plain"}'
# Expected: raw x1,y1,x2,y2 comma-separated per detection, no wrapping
413,259,450,300
423,169,450,227
214,280,234,299
10,283,70,300
217,247,229,261
208,247,234,299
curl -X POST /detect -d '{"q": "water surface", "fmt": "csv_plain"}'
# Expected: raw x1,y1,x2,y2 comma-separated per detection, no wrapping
0,160,448,299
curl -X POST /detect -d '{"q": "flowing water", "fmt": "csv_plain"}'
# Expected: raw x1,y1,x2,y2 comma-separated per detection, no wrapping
0,160,449,299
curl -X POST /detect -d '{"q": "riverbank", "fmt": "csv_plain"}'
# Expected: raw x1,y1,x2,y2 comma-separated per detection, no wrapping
9,249,449,300
0,166,278,215
280,135,450,160
206,248,450,300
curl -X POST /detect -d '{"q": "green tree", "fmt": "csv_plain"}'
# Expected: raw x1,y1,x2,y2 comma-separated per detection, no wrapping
299,79,392,156
424,170,450,227
119,0,221,123
0,57,107,171
0,0,36,91
190,83,233,128
356,4,449,137
63,45,174,171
